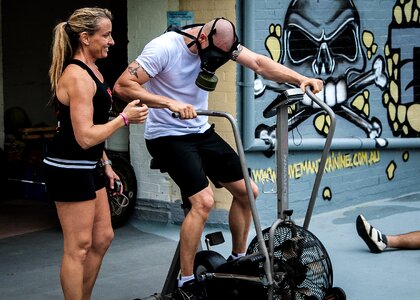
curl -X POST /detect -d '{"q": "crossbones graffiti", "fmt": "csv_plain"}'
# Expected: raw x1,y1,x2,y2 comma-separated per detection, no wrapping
255,0,388,146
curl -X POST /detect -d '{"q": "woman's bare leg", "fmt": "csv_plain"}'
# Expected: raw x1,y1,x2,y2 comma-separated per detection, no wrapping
55,199,96,300
82,188,114,300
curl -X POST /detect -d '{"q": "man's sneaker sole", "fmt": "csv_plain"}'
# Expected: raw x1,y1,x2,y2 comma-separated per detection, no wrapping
356,215,386,253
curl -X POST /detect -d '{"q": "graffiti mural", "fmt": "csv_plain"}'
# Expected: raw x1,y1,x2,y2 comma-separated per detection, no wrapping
252,150,381,185
383,0,420,137
246,0,420,214
254,0,388,147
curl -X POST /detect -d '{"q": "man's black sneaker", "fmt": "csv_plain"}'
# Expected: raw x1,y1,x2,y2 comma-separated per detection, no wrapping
172,279,207,300
226,254,236,262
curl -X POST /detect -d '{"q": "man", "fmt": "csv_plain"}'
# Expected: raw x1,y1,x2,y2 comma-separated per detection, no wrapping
356,214,420,253
114,18,323,299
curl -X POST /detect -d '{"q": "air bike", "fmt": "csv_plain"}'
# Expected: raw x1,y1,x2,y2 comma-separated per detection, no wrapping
139,87,346,300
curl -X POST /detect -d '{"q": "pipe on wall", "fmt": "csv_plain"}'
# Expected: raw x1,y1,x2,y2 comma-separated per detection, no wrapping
237,0,256,150
247,137,420,151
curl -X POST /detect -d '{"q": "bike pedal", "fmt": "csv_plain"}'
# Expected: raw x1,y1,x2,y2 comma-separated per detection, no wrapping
205,231,225,247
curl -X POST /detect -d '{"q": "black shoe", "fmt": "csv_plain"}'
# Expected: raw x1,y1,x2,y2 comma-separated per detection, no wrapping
172,279,207,300
226,254,235,262
356,214,388,253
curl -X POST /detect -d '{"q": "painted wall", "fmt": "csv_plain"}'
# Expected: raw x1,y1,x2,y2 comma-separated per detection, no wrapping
244,0,420,227
179,0,237,211
126,0,181,222
130,0,238,223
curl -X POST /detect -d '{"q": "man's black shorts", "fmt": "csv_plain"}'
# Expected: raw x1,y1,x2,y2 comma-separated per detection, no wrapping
146,125,244,198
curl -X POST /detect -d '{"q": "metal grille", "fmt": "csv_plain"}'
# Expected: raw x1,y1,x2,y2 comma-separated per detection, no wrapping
247,223,333,300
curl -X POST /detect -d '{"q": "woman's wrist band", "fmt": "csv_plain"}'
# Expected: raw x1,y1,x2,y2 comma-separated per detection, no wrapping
100,159,112,167
119,112,129,126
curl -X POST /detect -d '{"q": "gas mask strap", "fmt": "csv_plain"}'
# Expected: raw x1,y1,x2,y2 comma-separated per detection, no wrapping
165,23,205,48
219,17,240,53
206,17,240,56
206,18,220,48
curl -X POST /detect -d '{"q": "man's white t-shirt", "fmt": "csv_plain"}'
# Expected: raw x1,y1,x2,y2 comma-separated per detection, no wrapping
136,31,211,140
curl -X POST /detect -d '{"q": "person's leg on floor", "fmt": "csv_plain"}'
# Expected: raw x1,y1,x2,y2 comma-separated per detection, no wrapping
387,231,420,249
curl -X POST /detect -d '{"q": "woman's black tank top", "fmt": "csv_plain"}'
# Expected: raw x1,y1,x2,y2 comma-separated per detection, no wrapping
47,59,113,161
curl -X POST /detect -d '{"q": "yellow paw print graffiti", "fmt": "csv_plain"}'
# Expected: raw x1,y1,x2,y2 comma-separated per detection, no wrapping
314,113,331,136
265,24,282,63
386,161,397,180
362,31,378,60
351,90,370,117
402,151,409,162
288,103,297,116
323,187,332,201
382,0,420,137
386,151,408,182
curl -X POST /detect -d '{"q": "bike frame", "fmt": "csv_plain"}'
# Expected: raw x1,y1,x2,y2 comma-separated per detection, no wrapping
195,87,336,299
139,87,336,300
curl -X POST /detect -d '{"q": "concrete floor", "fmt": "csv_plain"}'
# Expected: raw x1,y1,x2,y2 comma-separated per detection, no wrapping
1,192,420,300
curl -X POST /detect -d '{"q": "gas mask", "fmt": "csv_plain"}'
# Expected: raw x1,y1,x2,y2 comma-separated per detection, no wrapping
167,18,240,91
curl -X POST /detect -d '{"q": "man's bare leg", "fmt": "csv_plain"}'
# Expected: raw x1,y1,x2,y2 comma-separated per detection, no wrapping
387,231,420,249
179,186,214,278
224,179,258,255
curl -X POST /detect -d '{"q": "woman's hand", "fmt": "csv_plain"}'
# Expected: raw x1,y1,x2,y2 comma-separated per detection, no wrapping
103,164,123,194
122,99,149,124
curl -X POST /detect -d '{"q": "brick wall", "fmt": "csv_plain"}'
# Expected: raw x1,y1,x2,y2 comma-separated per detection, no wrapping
128,0,238,222
180,0,238,210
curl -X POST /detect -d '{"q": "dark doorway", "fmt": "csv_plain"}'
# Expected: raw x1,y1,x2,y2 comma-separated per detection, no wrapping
1,0,128,238
1,0,128,126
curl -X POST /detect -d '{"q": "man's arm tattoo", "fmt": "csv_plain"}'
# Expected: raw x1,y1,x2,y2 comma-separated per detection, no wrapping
127,62,141,78
127,61,152,79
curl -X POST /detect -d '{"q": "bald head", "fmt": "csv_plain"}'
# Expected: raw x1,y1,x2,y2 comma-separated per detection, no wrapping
203,18,237,52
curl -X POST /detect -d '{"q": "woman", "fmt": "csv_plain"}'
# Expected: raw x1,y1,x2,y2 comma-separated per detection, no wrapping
44,7,148,300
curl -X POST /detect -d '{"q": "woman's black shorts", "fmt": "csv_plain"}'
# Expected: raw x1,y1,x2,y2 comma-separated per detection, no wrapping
43,162,106,202
146,125,244,198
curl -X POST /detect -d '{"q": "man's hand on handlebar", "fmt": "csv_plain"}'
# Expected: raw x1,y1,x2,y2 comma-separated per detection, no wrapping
300,78,323,94
168,101,197,119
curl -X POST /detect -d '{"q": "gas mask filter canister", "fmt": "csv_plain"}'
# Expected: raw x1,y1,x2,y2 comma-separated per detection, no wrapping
195,69,219,92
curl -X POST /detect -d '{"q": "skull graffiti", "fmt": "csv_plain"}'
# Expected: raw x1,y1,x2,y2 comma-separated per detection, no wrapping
255,0,387,146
